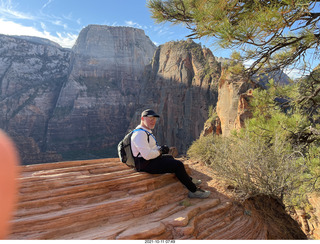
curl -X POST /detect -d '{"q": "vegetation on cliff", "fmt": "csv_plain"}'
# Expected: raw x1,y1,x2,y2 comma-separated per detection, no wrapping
188,76,320,209
149,0,320,210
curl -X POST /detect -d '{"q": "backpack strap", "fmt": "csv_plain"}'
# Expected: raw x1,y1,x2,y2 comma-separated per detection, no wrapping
132,128,158,158
132,128,158,145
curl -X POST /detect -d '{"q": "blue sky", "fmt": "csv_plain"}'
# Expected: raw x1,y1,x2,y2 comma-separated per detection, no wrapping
0,0,231,57
0,0,319,79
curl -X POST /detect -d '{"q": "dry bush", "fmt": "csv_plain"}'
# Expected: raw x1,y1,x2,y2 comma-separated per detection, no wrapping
188,132,307,204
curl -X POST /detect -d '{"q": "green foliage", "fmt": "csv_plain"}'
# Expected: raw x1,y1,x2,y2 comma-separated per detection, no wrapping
179,199,192,207
227,62,245,76
247,84,309,146
207,105,216,121
148,0,320,75
149,0,320,210
188,82,320,208
297,68,320,126
187,133,215,163
218,51,246,76
188,132,308,206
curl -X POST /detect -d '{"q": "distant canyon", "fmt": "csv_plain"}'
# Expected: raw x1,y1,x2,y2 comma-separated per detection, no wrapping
0,25,288,164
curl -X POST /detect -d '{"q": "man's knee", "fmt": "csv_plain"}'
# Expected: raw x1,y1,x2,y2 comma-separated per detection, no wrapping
172,159,184,169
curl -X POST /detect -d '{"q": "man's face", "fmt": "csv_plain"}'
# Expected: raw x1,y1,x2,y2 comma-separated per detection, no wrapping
141,116,158,130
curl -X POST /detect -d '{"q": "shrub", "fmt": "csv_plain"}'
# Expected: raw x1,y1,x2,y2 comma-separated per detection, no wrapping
188,132,308,206
188,82,320,208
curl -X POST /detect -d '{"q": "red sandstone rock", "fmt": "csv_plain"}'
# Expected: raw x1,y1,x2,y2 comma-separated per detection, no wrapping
8,158,307,240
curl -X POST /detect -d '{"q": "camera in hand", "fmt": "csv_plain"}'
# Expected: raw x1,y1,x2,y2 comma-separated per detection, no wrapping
160,145,170,154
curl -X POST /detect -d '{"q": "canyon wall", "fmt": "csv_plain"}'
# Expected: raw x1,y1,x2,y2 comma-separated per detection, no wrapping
45,25,157,160
0,26,221,164
0,26,157,163
131,39,220,153
215,68,291,136
0,34,70,163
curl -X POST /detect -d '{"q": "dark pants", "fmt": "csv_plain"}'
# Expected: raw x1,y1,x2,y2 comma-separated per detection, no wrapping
135,155,197,192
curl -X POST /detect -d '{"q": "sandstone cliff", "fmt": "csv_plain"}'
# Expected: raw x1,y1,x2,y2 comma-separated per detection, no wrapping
0,25,289,163
214,67,291,136
0,34,69,164
0,26,157,164
131,39,220,153
0,27,222,164
46,25,157,160
216,71,255,136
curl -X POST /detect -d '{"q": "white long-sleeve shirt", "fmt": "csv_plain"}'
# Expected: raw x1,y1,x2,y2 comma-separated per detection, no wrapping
131,125,161,160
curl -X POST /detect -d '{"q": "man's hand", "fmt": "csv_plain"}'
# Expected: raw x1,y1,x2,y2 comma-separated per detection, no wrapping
159,145,170,155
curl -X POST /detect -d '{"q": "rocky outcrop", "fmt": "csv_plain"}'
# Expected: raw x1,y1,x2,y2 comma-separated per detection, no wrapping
216,71,255,136
8,158,306,240
13,35,63,48
132,39,220,153
0,26,291,164
305,193,320,239
201,116,222,137
214,68,291,136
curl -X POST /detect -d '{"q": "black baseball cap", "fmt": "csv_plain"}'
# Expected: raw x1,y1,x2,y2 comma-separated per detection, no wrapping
141,109,160,118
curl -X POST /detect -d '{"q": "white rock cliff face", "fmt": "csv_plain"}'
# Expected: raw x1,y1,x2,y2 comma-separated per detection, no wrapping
0,34,70,163
0,26,222,164
46,25,157,157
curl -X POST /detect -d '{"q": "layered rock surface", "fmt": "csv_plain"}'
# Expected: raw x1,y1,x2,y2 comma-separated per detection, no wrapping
9,158,306,240
306,193,320,239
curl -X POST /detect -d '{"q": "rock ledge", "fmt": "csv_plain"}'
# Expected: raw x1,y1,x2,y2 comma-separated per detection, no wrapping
9,158,303,240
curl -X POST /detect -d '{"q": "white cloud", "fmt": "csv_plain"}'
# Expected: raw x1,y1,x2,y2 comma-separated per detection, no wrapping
52,19,68,30
40,22,46,30
243,59,305,80
52,32,77,48
284,68,307,80
0,18,77,48
125,20,142,29
0,0,80,48
243,59,255,67
0,0,34,20
0,18,41,36
41,0,54,10
152,25,174,37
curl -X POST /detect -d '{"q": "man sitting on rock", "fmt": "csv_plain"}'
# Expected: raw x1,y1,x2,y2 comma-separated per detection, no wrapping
131,109,210,199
